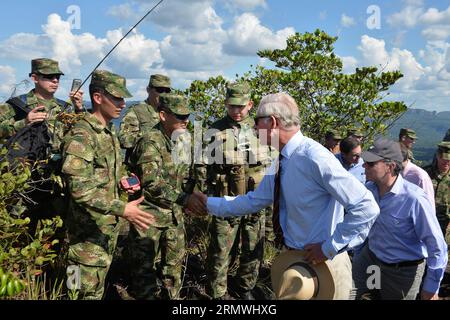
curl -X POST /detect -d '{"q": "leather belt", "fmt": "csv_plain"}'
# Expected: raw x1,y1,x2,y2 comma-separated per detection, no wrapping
368,248,424,268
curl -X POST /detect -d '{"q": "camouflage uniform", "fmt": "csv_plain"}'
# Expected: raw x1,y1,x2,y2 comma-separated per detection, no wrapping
399,128,417,162
61,70,132,300
423,142,450,243
203,83,273,299
0,59,72,220
118,74,171,162
127,93,191,300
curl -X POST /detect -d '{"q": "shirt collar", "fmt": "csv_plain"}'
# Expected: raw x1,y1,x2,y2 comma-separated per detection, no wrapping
281,130,303,159
388,174,404,196
83,112,114,134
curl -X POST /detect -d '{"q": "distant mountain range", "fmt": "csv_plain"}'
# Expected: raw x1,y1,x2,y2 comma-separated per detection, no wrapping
385,108,450,165
108,103,447,165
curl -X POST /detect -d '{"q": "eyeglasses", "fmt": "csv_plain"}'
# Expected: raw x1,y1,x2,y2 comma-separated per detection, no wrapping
154,87,171,94
254,115,271,124
39,74,61,81
365,159,392,167
163,109,190,121
104,92,124,104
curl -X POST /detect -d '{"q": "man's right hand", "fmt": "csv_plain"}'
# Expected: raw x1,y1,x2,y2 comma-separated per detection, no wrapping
123,196,156,231
25,106,48,125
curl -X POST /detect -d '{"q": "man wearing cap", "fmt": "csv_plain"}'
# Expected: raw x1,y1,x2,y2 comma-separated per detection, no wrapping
200,82,272,300
423,142,450,241
0,58,84,219
0,58,84,145
399,128,417,161
323,129,343,154
347,127,364,143
119,74,171,164
189,92,380,300
126,92,202,299
353,138,447,300
61,70,156,300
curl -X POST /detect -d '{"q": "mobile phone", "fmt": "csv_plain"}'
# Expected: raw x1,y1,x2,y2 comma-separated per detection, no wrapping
122,175,140,189
71,79,82,92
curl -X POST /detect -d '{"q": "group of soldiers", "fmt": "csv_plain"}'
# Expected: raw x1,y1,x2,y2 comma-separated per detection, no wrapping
0,58,275,300
0,57,448,300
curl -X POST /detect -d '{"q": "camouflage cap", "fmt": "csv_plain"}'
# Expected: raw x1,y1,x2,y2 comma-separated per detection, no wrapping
159,93,190,115
438,141,450,160
149,74,171,88
399,128,417,139
30,58,64,76
226,82,251,106
325,129,343,140
90,70,132,98
347,127,363,137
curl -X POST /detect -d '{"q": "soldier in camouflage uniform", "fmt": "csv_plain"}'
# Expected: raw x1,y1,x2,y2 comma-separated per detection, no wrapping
61,70,155,300
203,82,272,300
0,58,84,219
423,142,450,243
118,74,171,164
323,129,343,155
127,93,201,300
399,128,417,162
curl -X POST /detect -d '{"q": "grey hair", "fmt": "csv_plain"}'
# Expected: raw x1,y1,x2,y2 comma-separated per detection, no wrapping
257,93,300,129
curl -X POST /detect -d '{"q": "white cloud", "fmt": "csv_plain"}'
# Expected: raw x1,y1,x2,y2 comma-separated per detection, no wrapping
421,25,450,41
226,0,267,10
340,56,358,74
106,3,140,21
0,33,50,61
358,35,424,90
387,4,425,28
420,6,450,25
160,34,231,72
224,13,295,56
341,14,356,28
0,65,18,99
104,29,162,77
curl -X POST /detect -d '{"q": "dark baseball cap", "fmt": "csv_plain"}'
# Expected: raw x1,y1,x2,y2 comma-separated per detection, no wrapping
361,138,403,163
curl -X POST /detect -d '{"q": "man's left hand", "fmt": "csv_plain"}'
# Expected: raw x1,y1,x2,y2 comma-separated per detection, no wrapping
303,242,327,265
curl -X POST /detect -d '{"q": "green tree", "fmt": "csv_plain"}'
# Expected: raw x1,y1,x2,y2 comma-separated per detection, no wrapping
187,30,407,143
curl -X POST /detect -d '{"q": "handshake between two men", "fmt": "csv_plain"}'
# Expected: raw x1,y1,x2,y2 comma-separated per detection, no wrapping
185,191,209,217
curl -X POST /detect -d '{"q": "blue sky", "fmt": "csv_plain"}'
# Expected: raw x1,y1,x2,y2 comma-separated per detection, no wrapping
0,0,449,112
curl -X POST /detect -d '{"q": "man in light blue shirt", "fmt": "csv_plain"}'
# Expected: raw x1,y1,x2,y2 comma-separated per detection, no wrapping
191,93,380,299
353,138,447,300
335,136,366,184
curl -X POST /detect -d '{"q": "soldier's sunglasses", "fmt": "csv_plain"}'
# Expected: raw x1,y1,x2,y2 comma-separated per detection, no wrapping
39,74,61,81
154,87,171,94
163,109,190,121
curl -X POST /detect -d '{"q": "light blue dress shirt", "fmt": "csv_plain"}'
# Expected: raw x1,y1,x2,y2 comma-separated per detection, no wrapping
207,131,380,259
366,175,448,294
335,153,366,184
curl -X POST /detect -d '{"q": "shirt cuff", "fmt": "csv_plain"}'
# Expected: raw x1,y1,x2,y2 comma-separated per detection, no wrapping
110,199,126,217
321,239,339,260
422,274,440,294
207,197,221,216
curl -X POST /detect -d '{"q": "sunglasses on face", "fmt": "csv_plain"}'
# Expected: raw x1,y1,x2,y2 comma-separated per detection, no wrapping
163,109,190,121
365,159,391,167
104,92,124,104
39,74,61,81
154,87,171,94
254,115,271,124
